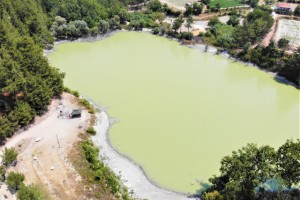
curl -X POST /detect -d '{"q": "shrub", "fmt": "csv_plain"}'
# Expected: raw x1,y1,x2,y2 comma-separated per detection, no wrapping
80,99,91,108
278,38,289,49
203,190,224,200
63,87,71,93
71,90,80,97
178,32,193,40
6,172,24,191
86,127,96,135
63,87,80,97
17,185,42,200
82,140,99,164
81,140,122,194
295,5,300,16
2,148,18,166
152,27,160,35
0,165,6,181
79,99,95,113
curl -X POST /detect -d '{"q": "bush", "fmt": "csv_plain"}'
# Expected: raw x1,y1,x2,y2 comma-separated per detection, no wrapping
81,140,122,194
87,127,96,135
148,0,162,12
80,99,95,113
90,27,98,37
162,4,181,17
203,191,224,200
6,172,24,191
63,87,80,97
63,87,71,93
71,90,80,97
82,140,99,164
278,38,289,48
178,32,194,40
2,148,18,166
99,20,110,34
80,99,91,108
17,185,42,200
0,165,6,181
295,5,300,16
152,27,160,35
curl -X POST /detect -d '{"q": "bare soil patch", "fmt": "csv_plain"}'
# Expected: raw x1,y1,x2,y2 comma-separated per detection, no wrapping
1,93,91,200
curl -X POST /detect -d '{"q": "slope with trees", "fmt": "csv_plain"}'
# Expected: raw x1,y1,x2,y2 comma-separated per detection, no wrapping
0,0,64,139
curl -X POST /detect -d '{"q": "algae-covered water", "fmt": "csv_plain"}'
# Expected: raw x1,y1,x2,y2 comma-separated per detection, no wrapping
49,32,299,194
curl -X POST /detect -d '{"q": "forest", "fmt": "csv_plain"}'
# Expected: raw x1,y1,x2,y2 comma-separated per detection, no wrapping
0,0,64,139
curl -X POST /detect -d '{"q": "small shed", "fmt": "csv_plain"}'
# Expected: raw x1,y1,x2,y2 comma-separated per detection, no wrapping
70,109,82,118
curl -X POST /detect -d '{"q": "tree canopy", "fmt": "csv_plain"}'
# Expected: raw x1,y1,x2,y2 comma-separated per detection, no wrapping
204,139,300,199
0,0,64,139
2,148,18,166
6,171,25,192
17,185,43,200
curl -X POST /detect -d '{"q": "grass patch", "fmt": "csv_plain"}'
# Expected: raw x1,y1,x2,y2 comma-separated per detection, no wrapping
70,134,133,200
63,87,80,97
210,0,243,8
80,99,95,114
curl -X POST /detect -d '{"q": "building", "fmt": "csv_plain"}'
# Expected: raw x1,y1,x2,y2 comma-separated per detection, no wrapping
276,2,293,12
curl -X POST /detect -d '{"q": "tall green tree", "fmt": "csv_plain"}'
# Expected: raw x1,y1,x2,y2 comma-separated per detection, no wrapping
172,15,184,32
192,2,203,15
185,16,193,32
233,8,274,47
209,144,277,200
276,139,300,187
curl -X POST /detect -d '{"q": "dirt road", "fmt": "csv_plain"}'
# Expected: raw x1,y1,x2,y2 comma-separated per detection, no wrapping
1,93,90,200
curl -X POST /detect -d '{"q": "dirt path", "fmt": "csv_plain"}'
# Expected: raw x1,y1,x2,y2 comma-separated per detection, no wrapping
261,14,300,47
261,13,280,46
1,93,90,200
92,111,199,200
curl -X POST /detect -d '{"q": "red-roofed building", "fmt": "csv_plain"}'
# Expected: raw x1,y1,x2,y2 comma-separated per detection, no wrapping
276,2,293,12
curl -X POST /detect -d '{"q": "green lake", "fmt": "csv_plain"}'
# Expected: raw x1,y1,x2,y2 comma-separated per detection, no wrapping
48,31,300,194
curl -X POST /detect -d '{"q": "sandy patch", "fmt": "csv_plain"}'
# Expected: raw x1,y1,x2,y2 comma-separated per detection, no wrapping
1,93,90,200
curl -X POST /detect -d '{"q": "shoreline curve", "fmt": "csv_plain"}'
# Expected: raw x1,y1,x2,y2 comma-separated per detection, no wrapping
89,101,199,200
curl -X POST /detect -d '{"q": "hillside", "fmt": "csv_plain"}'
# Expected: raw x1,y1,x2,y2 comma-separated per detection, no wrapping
0,0,64,139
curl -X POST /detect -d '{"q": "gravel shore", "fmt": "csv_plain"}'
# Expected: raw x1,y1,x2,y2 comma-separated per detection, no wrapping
92,111,198,200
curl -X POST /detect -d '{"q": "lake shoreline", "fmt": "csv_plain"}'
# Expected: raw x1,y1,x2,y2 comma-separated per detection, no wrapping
46,30,299,89
83,96,199,200
47,32,299,199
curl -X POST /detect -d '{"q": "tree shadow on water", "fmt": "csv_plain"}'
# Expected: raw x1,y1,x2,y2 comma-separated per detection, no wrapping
190,182,211,198
273,76,298,89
